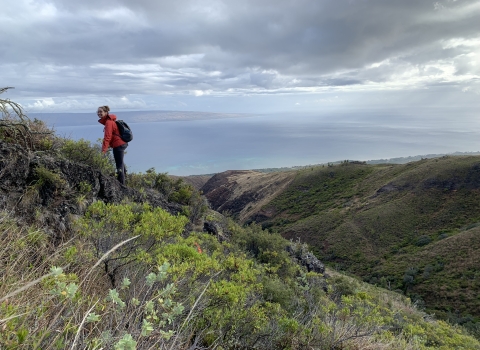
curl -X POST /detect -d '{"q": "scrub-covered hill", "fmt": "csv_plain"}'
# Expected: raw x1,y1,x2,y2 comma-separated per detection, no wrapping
1,91,479,348
201,158,480,336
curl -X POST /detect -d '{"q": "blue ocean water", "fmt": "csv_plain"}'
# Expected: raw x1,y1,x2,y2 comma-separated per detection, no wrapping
38,110,480,176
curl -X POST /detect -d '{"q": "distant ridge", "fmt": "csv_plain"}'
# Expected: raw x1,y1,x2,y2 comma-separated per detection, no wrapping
365,151,480,164
30,110,252,127
182,152,480,189
252,151,480,173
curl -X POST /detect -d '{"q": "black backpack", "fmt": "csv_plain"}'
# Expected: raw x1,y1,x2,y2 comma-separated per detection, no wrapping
115,120,133,142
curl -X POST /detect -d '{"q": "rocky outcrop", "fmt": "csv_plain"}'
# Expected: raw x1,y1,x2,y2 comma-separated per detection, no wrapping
286,243,325,274
203,220,228,242
0,141,181,238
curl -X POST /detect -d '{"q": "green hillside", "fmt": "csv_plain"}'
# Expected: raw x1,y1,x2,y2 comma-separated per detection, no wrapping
1,93,480,348
254,158,480,335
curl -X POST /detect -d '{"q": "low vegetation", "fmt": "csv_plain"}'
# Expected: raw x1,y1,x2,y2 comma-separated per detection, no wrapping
1,89,480,348
253,159,480,336
2,205,480,349
128,168,207,224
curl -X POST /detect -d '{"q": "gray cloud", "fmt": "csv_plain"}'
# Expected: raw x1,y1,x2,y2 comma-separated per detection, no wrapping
2,0,480,111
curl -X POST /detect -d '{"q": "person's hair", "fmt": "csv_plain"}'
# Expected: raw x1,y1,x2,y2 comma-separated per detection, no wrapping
98,105,110,113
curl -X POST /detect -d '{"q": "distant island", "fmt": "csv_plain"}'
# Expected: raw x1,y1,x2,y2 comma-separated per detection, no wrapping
127,110,252,122
30,110,253,127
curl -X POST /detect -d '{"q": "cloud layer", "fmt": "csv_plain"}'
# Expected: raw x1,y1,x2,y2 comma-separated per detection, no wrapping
2,0,480,112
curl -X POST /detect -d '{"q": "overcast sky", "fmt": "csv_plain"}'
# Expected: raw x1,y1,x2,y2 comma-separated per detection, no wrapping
2,0,480,114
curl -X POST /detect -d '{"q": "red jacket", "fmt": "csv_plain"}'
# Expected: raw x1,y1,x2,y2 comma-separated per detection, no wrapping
98,114,126,153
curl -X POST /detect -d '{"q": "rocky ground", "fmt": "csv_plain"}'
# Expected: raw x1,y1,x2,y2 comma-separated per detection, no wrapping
0,141,181,240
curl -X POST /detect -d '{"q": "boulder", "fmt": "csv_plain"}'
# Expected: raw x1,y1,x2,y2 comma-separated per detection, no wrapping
286,243,325,274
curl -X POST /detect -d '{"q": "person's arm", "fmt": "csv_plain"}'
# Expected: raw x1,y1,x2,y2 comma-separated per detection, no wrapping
102,119,113,153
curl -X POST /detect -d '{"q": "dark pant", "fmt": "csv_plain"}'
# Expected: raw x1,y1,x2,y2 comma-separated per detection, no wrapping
113,143,128,185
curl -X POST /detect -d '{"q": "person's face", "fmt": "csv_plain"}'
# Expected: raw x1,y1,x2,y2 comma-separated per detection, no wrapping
97,109,107,118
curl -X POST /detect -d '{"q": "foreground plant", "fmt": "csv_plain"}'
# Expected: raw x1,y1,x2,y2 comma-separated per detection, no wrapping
0,87,57,152
2,202,480,349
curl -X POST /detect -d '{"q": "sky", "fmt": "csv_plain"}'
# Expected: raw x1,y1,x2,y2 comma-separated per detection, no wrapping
2,0,480,114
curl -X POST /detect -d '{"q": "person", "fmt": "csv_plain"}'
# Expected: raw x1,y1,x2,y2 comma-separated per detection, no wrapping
97,105,128,185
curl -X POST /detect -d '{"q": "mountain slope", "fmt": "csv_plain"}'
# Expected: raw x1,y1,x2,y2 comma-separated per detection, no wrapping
4,137,479,348
202,170,295,222
201,156,480,330
2,94,480,348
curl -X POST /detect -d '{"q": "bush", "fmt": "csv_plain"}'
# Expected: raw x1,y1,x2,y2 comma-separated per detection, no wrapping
2,206,480,349
59,138,115,174
262,276,294,309
231,223,296,278
0,87,57,152
76,201,188,286
416,235,432,246
34,166,66,188
127,168,208,221
128,169,188,200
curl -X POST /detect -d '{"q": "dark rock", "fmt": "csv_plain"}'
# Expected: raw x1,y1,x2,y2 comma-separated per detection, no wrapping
372,182,412,198
203,220,227,242
0,140,182,238
286,243,325,274
203,221,219,235
0,142,30,190
300,251,325,274
376,183,400,194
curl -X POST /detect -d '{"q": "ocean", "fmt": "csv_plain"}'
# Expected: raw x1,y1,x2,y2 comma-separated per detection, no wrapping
32,109,480,176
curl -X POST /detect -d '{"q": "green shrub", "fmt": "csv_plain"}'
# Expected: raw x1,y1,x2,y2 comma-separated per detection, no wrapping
59,138,115,174
416,235,432,246
128,169,191,202
34,166,65,187
329,275,358,301
231,223,296,278
127,168,208,222
2,201,480,349
78,181,92,194
262,276,294,310
76,201,188,286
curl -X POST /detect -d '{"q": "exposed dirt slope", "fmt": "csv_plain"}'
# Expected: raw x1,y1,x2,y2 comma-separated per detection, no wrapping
177,174,213,190
201,170,295,222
